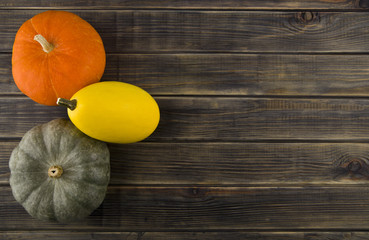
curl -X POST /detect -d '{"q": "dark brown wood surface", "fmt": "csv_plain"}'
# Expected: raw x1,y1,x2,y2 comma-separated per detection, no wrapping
6,54,369,96
4,11,369,53
3,141,369,185
2,1,369,239
0,0,366,10
3,97,369,140
2,185,369,230
2,231,369,240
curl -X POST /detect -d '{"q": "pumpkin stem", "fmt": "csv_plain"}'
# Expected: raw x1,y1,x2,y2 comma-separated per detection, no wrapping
57,98,77,110
48,165,63,178
34,34,54,53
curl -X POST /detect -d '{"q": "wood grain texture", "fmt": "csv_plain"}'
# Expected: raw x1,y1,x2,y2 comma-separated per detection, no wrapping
76,142,369,185
152,97,369,141
2,97,369,141
0,231,367,240
3,11,369,53
103,54,369,96
0,0,360,10
2,186,369,230
0,97,67,138
3,0,369,237
3,141,369,185
6,53,369,96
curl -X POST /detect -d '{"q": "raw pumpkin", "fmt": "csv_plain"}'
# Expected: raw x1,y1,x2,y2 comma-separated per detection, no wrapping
9,119,110,223
12,10,106,106
57,81,160,144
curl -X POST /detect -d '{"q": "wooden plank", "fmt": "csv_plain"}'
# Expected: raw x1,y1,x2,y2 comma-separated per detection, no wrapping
3,11,369,53
104,54,369,96
3,97,369,141
6,53,369,96
0,97,67,138
149,97,369,141
2,141,369,185
2,186,369,230
79,142,369,185
0,231,366,240
0,0,362,10
0,54,15,93
0,141,12,184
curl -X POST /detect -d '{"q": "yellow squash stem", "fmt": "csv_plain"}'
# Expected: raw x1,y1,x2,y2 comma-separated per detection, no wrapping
57,98,77,110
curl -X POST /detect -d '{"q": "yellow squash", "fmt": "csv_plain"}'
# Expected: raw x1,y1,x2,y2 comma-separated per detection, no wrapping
57,81,160,144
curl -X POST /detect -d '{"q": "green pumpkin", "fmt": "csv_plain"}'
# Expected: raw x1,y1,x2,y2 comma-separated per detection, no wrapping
9,118,110,223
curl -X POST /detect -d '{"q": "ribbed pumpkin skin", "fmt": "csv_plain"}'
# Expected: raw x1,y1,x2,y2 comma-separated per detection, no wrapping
9,119,110,223
12,11,106,106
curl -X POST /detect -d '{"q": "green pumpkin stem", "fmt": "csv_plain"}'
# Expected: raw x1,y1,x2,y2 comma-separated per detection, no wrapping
48,165,63,178
57,98,77,110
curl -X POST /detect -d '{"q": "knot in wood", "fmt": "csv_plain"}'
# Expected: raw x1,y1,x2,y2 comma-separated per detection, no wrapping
296,11,318,24
188,187,206,198
347,159,362,172
192,187,199,195
358,0,369,8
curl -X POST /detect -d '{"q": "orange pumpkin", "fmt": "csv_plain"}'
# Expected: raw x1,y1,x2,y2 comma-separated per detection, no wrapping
12,11,106,106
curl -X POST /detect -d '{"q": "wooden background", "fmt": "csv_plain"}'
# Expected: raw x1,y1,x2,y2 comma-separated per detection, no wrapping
3,0,369,239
